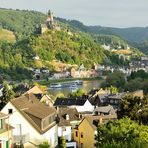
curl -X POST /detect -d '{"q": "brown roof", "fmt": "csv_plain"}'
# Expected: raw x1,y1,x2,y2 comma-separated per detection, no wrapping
0,112,8,119
10,93,57,134
24,104,56,119
27,86,43,94
80,114,117,131
58,107,80,127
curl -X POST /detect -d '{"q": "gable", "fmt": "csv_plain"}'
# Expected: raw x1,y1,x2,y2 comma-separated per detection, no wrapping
78,118,94,133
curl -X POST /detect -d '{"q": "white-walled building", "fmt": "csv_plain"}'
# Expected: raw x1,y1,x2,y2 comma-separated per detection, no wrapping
54,98,94,113
1,93,58,148
57,107,80,148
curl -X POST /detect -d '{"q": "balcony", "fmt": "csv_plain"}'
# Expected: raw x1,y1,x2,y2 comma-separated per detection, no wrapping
13,133,30,144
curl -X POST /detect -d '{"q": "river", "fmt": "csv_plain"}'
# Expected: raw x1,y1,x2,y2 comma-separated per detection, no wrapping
48,80,102,97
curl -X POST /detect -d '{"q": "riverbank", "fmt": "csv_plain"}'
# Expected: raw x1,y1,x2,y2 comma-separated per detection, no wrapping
37,77,103,86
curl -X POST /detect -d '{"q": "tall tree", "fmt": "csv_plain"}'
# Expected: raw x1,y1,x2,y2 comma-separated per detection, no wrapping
0,82,15,109
95,118,148,148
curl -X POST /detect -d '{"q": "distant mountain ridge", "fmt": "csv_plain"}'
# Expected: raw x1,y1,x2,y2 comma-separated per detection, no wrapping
0,7,148,43
57,18,148,43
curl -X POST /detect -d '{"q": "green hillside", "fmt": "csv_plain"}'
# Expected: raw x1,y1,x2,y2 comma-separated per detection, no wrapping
0,8,139,80
0,8,46,39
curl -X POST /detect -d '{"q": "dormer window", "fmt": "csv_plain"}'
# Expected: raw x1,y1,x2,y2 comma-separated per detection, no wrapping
66,114,69,120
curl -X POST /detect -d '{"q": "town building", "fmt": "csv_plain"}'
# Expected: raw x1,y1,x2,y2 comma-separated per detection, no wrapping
74,115,117,148
57,107,80,148
1,93,58,147
54,98,94,113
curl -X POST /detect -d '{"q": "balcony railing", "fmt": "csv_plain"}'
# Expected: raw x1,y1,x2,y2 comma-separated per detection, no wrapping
13,133,30,144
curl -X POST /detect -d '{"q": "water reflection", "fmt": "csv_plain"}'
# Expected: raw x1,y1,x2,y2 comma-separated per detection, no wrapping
48,80,102,97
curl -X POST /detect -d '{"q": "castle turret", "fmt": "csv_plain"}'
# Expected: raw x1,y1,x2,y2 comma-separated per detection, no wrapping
46,10,54,29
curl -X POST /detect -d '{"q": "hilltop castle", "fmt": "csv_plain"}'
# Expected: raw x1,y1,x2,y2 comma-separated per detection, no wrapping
39,10,60,34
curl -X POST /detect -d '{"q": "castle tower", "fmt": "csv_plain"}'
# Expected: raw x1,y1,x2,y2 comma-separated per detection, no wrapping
46,10,54,29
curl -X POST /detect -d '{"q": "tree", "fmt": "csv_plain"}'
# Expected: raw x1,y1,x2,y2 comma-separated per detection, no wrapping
58,136,66,148
128,70,148,81
118,95,148,124
125,78,142,92
101,71,126,90
38,141,50,148
95,117,148,148
0,81,15,109
106,85,118,94
69,89,84,98
118,95,141,120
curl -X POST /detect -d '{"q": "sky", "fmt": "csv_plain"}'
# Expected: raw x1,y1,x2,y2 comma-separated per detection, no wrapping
0,0,148,28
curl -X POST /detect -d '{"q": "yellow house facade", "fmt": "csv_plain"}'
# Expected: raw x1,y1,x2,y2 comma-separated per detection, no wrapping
74,115,117,148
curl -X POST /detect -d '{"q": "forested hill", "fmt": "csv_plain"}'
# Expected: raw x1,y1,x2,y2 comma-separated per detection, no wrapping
1,8,147,43
0,8,46,39
56,18,148,54
0,8,142,80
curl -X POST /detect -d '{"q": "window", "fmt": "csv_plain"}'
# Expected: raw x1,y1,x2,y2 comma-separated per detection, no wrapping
115,100,118,104
75,131,78,137
43,119,49,129
81,132,83,138
0,119,3,129
49,115,55,124
62,127,66,131
110,100,114,104
8,109,13,114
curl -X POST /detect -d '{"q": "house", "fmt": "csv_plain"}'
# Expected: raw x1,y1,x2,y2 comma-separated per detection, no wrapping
108,90,144,110
26,85,43,100
27,86,43,95
27,86,53,107
57,107,80,148
74,114,117,148
54,98,94,113
93,105,116,116
1,93,58,148
108,93,126,109
40,95,53,107
0,112,13,148
52,71,70,79
41,68,50,74
88,89,110,106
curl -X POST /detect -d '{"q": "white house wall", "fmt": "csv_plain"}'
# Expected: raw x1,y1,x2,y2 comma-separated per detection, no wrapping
1,102,58,148
74,100,94,112
58,126,71,141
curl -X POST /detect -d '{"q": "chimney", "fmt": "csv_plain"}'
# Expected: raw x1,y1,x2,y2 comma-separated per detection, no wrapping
66,114,69,120
55,106,59,113
99,117,103,124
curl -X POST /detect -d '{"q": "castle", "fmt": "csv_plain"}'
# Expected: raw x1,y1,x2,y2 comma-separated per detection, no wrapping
40,10,60,34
